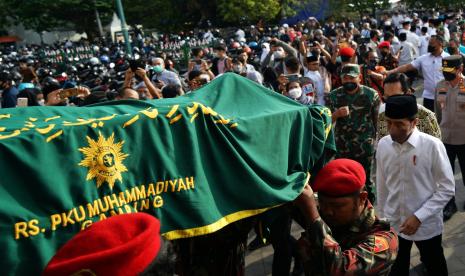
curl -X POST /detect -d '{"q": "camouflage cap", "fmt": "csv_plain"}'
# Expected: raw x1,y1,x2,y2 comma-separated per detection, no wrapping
340,64,360,78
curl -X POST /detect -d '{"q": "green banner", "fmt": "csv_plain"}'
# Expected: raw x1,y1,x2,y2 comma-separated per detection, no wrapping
0,73,334,275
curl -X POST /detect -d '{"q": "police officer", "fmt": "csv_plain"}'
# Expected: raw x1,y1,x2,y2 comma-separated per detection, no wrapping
294,159,398,276
435,55,465,219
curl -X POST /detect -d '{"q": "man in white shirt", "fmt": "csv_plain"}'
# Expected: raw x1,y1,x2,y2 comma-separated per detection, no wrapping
385,35,449,111
376,95,455,276
419,27,430,56
304,53,325,105
397,33,416,66
399,21,420,58
392,11,404,29
367,30,381,52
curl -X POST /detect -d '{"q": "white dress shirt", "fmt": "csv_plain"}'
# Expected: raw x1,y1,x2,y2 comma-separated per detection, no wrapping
399,30,420,57
398,41,416,66
376,128,455,241
419,34,430,56
411,51,449,100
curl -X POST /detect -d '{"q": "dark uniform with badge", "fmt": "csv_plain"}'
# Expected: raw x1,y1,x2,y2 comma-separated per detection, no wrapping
328,65,380,203
297,159,398,276
435,55,465,215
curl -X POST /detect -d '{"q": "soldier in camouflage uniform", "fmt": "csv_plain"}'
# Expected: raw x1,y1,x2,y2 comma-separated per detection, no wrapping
295,159,398,276
328,64,380,203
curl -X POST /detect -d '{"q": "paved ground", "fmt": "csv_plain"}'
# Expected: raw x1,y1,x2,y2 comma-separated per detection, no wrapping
245,81,465,275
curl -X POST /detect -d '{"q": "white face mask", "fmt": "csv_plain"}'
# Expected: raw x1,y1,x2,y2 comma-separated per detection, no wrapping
273,51,285,59
38,99,45,106
288,88,302,99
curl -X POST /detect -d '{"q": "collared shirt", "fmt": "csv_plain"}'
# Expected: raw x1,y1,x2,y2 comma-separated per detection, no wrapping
377,103,441,141
300,201,398,275
435,77,465,145
376,128,455,241
411,51,449,100
419,34,430,56
152,69,182,87
398,30,420,57
398,41,416,66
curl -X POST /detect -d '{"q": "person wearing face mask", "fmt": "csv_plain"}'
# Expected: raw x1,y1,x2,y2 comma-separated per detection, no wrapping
261,37,298,76
328,64,381,204
328,47,356,89
445,38,464,56
361,50,385,96
378,41,399,71
434,55,465,220
285,80,313,105
151,57,183,91
232,58,263,85
385,35,449,112
367,30,381,53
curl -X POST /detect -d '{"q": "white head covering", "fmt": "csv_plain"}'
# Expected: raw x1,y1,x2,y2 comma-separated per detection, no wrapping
260,42,270,64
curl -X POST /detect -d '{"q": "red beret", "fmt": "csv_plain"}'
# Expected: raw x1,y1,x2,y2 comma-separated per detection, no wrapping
312,159,366,197
378,41,391,49
339,47,355,57
43,213,161,276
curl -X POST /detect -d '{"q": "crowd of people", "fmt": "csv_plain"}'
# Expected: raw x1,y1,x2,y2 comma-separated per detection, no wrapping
1,6,465,276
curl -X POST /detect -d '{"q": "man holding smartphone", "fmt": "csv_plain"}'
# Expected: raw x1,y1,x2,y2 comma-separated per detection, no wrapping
41,77,91,106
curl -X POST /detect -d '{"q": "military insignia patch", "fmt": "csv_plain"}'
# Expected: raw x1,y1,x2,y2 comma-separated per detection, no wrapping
374,236,389,253
78,132,129,189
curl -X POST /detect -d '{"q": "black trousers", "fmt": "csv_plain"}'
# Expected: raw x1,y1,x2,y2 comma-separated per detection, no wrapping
389,235,448,276
269,206,305,276
444,143,465,207
444,143,465,185
423,98,435,112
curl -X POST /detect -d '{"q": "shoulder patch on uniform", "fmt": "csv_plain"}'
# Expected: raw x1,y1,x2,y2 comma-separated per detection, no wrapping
374,236,389,253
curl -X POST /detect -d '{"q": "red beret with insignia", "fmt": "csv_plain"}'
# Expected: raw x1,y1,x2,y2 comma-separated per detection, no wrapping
43,213,161,276
378,41,391,49
339,47,355,57
312,159,366,197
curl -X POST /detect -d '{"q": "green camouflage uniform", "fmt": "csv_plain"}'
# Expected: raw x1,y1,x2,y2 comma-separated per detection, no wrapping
298,202,398,276
328,85,380,203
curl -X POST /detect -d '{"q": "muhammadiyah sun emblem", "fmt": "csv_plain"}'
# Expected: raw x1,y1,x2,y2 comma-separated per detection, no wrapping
78,132,129,189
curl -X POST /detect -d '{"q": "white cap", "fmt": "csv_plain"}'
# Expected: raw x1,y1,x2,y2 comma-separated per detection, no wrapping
283,23,289,28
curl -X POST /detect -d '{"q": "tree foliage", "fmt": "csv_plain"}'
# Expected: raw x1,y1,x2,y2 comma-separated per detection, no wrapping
3,0,113,39
217,0,281,23
3,0,464,37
